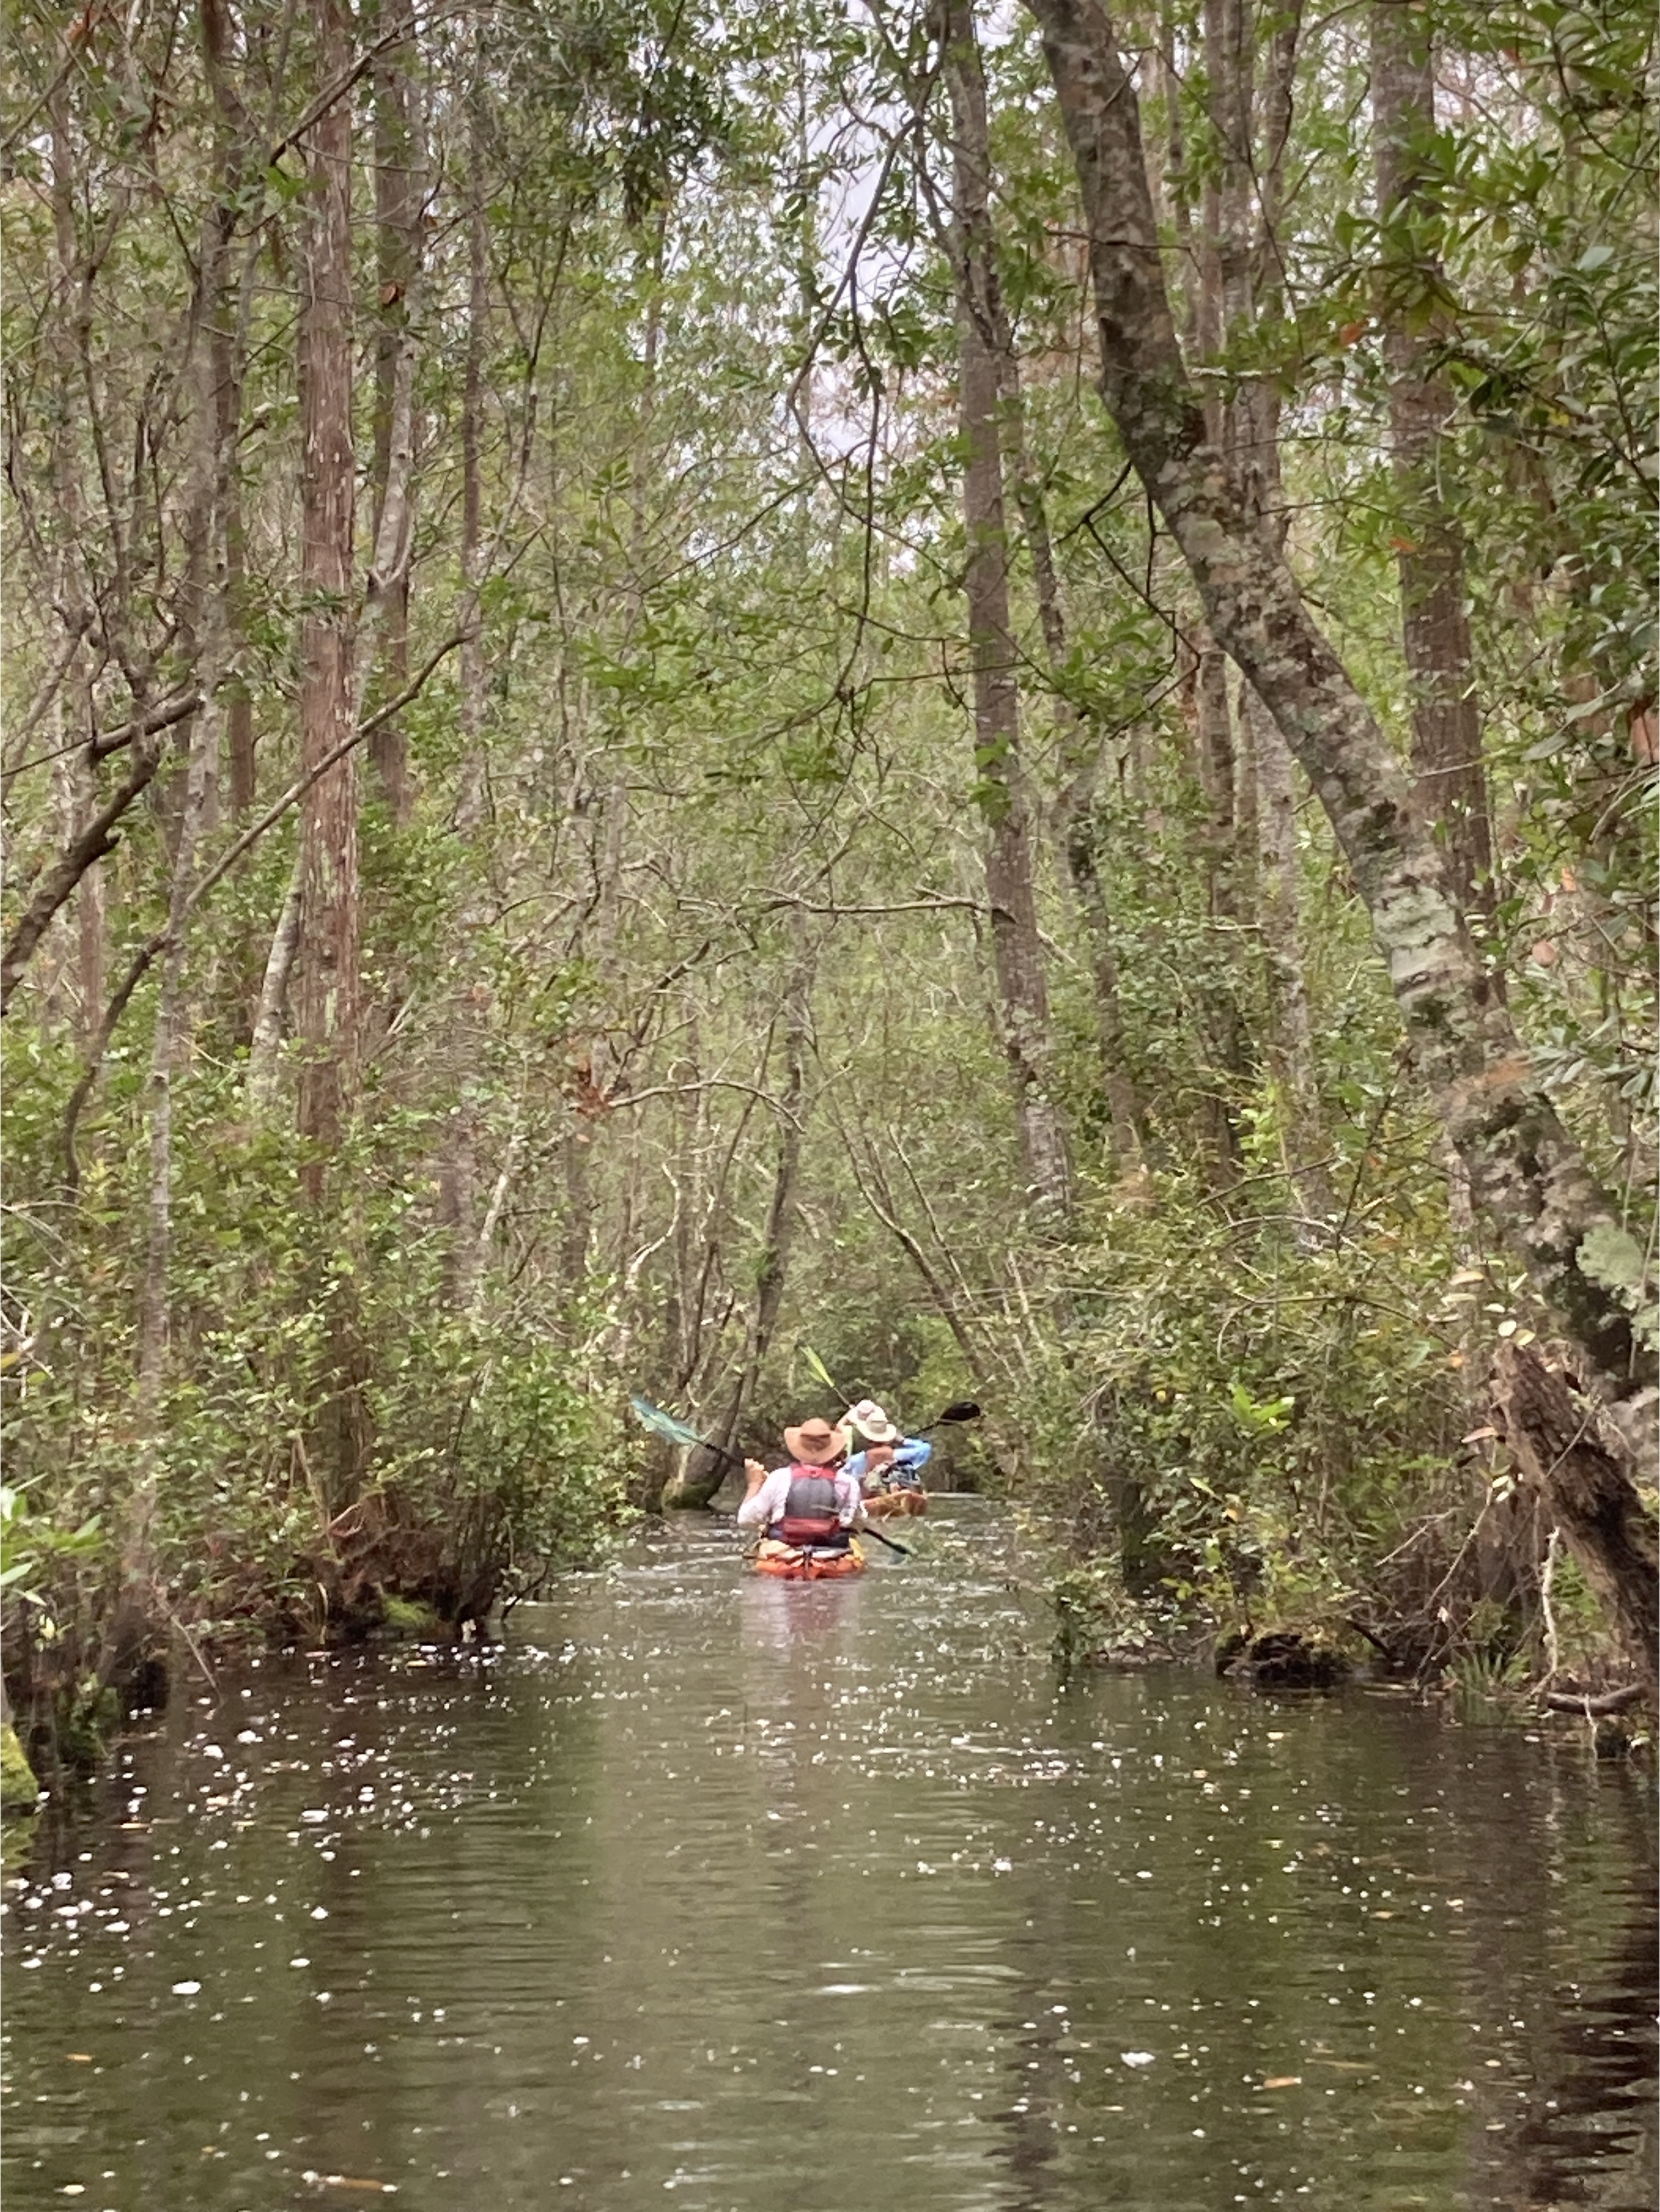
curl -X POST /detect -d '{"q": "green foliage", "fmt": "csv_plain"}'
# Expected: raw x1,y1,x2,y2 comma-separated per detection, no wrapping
1,0,1653,1738
0,1724,40,1816
1004,1161,1470,1640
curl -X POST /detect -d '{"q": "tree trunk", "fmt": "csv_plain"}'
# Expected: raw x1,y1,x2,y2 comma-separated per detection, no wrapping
295,0,360,1195
432,84,493,1302
455,71,493,834
1205,0,1329,1212
114,690,221,1688
247,852,304,1110
1025,0,1648,1393
1060,803,1149,1164
1371,0,1493,926
938,0,1071,1227
1493,1344,1658,1704
49,85,101,1041
993,326,1147,1164
202,0,257,823
665,946,815,1509
105,24,238,1689
1247,682,1334,1219
368,0,421,825
293,0,366,1510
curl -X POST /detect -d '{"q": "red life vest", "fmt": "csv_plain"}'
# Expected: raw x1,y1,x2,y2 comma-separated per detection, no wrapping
772,1466,846,1548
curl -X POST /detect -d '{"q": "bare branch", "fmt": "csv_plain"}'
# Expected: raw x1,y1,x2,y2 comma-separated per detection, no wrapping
1,737,167,1015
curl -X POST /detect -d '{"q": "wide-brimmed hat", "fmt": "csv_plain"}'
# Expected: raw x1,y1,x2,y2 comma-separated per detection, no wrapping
843,1398,899,1444
783,1417,848,1465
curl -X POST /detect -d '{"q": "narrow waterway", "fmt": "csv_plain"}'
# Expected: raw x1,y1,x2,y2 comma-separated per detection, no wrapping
4,1502,1655,2211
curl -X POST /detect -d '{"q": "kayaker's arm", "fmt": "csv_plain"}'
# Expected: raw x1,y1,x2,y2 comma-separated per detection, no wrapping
736,1464,783,1528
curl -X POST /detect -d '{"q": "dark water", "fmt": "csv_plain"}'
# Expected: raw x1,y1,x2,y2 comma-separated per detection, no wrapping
3,1503,1655,2211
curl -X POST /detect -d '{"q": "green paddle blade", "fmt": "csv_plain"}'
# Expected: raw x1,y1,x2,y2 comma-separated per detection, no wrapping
800,1345,840,1397
630,1395,705,1451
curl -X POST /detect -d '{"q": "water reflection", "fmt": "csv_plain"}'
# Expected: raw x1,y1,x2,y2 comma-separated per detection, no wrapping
2,1502,1653,2210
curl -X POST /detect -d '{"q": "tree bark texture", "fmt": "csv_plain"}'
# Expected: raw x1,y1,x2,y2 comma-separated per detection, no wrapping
247,852,304,1110
1493,1343,1658,1703
1247,681,1334,1219
202,0,257,822
50,83,104,1042
295,0,360,1195
455,78,492,835
1370,0,1493,924
939,0,1072,1228
369,0,421,823
1025,0,1648,1392
1203,0,1329,1212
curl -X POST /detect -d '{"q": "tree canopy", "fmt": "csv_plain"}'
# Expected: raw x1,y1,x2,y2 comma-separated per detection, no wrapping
2,0,1653,1729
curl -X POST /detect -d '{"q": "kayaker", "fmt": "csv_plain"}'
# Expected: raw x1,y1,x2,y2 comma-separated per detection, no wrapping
738,1418,866,1551
842,1399,933,1494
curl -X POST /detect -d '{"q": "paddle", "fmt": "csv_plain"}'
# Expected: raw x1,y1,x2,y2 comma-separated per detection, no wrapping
629,1395,748,1470
857,1522,911,1558
916,1398,981,1434
631,1395,907,1550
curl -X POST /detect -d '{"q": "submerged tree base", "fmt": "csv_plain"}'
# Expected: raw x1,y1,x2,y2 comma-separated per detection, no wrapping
1215,1628,1352,1690
1,1722,40,1816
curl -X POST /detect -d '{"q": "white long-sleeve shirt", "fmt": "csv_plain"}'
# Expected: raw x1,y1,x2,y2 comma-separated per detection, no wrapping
736,1465,865,1531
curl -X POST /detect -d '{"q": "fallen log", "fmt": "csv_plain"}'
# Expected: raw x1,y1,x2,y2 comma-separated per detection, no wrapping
1539,1684,1647,1718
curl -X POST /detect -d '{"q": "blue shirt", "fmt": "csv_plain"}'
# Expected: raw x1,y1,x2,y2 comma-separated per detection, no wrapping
845,1437,932,1489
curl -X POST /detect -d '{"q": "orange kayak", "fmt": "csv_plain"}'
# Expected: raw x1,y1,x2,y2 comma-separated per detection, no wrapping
749,1537,867,1581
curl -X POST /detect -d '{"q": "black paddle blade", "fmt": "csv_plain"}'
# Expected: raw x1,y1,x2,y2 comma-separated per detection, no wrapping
861,1525,910,1556
934,1400,981,1425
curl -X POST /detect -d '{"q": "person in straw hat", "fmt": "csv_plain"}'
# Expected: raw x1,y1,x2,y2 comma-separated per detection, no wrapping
738,1417,865,1553
842,1398,933,1497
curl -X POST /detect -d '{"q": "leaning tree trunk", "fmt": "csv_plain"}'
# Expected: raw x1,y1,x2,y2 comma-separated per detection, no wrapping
938,0,1072,1229
1025,0,1649,1396
1493,1344,1658,1705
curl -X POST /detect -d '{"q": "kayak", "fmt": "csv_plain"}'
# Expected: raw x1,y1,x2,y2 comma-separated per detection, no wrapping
863,1489,927,1521
749,1536,867,1581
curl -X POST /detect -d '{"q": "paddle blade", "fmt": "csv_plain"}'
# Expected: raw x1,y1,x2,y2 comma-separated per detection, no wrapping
800,1345,840,1397
861,1523,910,1556
630,1395,705,1451
934,1400,981,1425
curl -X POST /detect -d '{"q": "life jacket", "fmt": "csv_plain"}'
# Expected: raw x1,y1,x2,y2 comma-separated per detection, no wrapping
771,1466,846,1549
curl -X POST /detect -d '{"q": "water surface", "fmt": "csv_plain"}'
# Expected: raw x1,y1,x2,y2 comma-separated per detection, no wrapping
3,1502,1654,2209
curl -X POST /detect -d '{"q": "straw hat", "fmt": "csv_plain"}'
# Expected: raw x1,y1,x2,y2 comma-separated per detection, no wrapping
843,1398,899,1445
783,1417,848,1465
